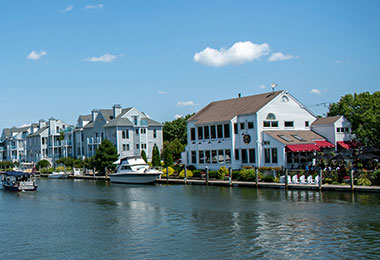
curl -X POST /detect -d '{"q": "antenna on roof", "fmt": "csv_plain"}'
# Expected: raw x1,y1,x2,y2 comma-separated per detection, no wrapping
271,83,278,92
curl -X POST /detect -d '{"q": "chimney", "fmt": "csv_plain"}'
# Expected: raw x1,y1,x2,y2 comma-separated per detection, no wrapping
48,117,56,134
113,104,122,118
238,93,241,98
39,119,46,129
92,109,99,122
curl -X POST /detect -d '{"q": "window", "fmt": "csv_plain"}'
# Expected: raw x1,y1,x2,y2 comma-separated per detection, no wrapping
204,126,210,139
136,144,139,149
136,129,139,135
56,126,59,133
225,150,231,164
212,150,217,164
205,150,211,164
218,150,224,164
153,129,157,138
266,113,276,120
217,125,223,138
190,128,196,141
263,141,270,145
240,123,245,130
241,149,248,163
141,128,146,134
284,121,294,127
235,149,240,160
264,148,271,163
133,116,138,125
248,122,254,129
271,148,278,163
305,121,309,127
234,123,238,134
127,144,130,150
249,149,256,163
210,125,216,139
291,135,306,142
224,124,230,138
199,151,204,164
278,135,293,142
122,144,127,151
345,128,349,133
122,130,127,139
263,121,279,127
282,96,289,103
191,151,197,164
198,127,204,140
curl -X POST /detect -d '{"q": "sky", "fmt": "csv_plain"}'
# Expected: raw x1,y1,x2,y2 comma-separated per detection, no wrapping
0,0,379,130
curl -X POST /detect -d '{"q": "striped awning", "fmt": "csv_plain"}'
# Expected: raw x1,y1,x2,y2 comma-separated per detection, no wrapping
286,144,321,152
314,140,335,148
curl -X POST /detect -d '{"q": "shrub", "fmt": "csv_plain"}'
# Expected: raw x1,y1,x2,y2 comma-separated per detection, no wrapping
324,178,333,184
217,166,228,180
55,166,65,172
232,170,241,180
357,171,372,186
179,169,193,178
192,169,202,178
161,167,174,177
187,165,196,171
262,175,274,182
208,171,218,179
240,168,255,181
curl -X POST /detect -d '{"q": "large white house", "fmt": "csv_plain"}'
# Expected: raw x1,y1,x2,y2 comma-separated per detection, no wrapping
184,90,353,170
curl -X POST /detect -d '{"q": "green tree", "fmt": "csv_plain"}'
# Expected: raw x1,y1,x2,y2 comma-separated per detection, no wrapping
328,91,380,146
93,139,119,173
141,150,148,163
59,131,65,141
151,144,161,167
36,159,51,169
163,146,173,167
163,114,194,144
56,157,75,168
163,138,185,161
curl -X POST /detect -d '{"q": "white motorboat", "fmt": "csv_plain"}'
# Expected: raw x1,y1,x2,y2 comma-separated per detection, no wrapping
1,171,38,192
109,156,162,184
48,172,69,179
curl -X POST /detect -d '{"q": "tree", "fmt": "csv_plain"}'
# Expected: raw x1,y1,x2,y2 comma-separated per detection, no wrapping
163,138,185,161
93,139,119,173
56,157,75,168
328,91,380,147
163,114,194,144
151,144,161,167
36,159,51,169
163,146,173,167
141,150,148,163
59,131,65,141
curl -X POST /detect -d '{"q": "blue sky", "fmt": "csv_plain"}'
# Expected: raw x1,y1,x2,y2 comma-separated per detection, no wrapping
1,0,379,130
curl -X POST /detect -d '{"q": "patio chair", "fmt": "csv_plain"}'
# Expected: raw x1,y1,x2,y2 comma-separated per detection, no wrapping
292,175,299,184
314,175,319,185
307,175,315,184
287,175,292,184
279,175,285,183
299,175,307,184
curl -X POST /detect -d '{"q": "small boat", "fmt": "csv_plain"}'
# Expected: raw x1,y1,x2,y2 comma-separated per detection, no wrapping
109,156,162,184
1,171,38,192
48,172,69,179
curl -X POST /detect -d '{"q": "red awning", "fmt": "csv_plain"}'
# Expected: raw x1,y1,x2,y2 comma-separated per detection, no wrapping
314,140,335,148
337,141,359,149
286,144,321,152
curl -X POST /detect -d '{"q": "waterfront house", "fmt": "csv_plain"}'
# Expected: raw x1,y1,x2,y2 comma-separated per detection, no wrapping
184,90,352,170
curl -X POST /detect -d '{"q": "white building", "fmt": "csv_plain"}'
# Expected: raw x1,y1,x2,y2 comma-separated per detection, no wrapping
184,90,352,170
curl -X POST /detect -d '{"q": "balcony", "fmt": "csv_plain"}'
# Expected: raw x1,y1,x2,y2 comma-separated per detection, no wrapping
88,137,102,145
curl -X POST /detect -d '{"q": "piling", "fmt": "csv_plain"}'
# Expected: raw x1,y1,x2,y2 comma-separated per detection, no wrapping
319,169,322,191
229,168,232,186
255,168,259,188
206,167,209,185
166,166,169,183
350,169,354,192
184,167,187,184
285,168,289,189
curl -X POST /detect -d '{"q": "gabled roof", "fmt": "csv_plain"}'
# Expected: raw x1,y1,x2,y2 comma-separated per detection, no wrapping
145,118,163,126
27,126,48,137
79,114,92,121
3,128,11,139
188,91,283,124
264,130,326,145
103,118,133,128
312,116,341,126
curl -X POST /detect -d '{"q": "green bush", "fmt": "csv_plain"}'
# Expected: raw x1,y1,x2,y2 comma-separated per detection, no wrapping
232,170,241,180
217,166,228,180
262,175,274,182
332,181,340,185
208,170,218,179
179,169,193,178
192,169,202,177
324,178,333,184
240,168,256,181
357,171,372,186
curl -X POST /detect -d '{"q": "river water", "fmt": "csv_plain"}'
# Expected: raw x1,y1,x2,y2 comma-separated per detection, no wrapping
1,178,380,260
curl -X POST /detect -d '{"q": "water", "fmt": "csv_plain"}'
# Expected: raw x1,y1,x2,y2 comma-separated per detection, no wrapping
1,179,380,260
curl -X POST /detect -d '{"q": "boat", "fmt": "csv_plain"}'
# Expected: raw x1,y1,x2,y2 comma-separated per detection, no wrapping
109,156,162,184
48,172,69,179
1,171,38,192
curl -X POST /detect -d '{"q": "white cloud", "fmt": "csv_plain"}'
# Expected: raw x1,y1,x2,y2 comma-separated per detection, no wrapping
158,91,166,95
84,4,104,10
194,41,270,67
86,53,117,62
268,52,298,62
174,114,183,119
310,88,321,95
259,84,266,89
177,101,196,107
27,50,47,60
61,5,73,13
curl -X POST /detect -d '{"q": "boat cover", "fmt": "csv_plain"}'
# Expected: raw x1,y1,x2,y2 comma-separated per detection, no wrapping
3,171,31,177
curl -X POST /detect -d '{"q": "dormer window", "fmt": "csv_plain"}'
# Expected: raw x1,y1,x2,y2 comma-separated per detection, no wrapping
266,113,276,120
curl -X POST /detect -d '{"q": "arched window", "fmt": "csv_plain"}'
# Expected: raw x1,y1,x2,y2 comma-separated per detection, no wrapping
266,113,276,120
281,95,289,103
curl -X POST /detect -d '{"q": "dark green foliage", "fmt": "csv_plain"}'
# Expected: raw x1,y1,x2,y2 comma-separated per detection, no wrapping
163,138,185,161
141,150,148,163
262,175,274,182
328,91,380,146
36,159,50,169
163,114,194,144
163,146,173,167
59,131,65,141
217,166,228,180
56,157,75,168
93,139,119,173
83,157,95,169
151,144,161,167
